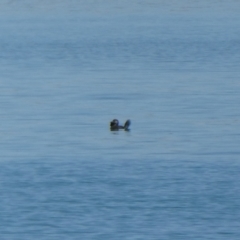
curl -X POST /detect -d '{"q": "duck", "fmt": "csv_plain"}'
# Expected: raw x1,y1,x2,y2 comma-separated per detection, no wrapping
110,119,131,131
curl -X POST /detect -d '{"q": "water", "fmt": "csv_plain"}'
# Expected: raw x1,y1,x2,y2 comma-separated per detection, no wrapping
0,1,240,239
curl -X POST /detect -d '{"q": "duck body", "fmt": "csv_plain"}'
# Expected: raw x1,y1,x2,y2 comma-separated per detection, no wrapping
110,119,131,131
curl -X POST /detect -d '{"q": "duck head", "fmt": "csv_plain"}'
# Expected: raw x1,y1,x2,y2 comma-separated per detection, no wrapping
110,119,119,129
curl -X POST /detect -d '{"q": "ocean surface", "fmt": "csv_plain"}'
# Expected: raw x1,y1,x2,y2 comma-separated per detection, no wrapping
0,1,240,239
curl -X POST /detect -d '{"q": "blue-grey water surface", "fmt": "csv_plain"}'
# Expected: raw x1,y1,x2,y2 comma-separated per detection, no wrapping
0,1,240,239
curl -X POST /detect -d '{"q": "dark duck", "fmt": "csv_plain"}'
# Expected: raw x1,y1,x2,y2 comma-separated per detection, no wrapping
110,119,131,131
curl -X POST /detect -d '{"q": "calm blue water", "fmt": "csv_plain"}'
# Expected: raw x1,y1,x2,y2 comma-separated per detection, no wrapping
0,1,240,239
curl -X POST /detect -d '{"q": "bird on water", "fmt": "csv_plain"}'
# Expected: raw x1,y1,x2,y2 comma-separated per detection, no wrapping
110,119,131,131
